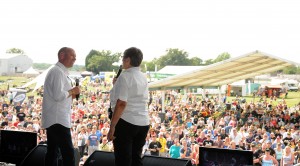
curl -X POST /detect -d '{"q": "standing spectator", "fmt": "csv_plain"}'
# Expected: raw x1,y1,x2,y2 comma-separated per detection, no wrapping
39,134,48,145
213,134,224,148
41,47,80,166
274,143,283,165
14,102,22,113
272,136,285,149
148,134,162,156
158,133,167,157
203,134,214,147
261,148,278,166
294,140,300,164
2,101,9,111
283,132,293,146
281,146,295,166
180,139,192,159
169,138,181,159
17,108,26,122
191,144,199,166
99,136,112,152
165,134,174,157
7,91,13,105
196,131,206,146
229,128,242,147
78,127,88,157
220,128,228,140
87,126,99,156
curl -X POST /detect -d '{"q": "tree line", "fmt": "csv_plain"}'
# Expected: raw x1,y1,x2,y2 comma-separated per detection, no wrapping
84,48,231,73
6,48,300,74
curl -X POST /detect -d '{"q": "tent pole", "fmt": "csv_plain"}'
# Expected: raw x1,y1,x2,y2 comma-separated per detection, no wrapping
161,89,165,113
218,86,221,105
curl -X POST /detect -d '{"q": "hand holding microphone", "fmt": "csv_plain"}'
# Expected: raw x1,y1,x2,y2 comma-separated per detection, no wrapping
112,65,122,85
69,78,80,100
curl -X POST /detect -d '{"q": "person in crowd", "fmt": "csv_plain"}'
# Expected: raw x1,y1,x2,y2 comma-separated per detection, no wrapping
165,134,174,157
148,134,162,156
191,144,199,166
87,126,99,156
196,131,206,146
294,140,300,164
274,143,283,165
213,134,224,148
158,132,167,157
251,144,261,166
266,140,276,157
281,146,295,166
143,133,151,155
223,137,231,148
261,148,278,166
99,136,112,151
229,127,242,147
108,47,150,166
203,134,214,147
39,134,48,145
272,136,285,149
283,132,293,146
17,108,26,122
78,127,88,157
180,139,192,159
41,47,80,166
169,138,181,159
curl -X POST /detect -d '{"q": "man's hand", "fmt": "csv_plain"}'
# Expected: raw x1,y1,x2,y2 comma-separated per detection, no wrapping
108,126,116,142
69,86,81,99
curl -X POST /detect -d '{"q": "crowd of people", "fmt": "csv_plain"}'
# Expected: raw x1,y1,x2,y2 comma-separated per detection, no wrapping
1,81,300,166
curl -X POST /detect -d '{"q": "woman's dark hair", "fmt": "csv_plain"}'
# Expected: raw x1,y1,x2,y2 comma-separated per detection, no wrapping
123,47,143,67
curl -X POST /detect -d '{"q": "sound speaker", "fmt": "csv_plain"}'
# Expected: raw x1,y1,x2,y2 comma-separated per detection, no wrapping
19,144,47,166
142,155,192,166
83,150,115,166
19,145,80,166
0,130,37,165
199,147,253,166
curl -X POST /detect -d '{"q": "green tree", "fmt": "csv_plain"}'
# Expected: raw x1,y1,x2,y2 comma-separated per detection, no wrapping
141,60,157,72
33,63,52,70
204,59,214,65
156,48,191,70
189,57,203,65
213,52,231,63
6,48,25,54
282,65,300,74
85,50,121,73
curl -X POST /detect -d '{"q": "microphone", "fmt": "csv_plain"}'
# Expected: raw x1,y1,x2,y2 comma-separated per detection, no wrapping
75,78,79,101
115,65,122,78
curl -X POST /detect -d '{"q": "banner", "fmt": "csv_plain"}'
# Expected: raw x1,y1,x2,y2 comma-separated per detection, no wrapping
10,88,27,105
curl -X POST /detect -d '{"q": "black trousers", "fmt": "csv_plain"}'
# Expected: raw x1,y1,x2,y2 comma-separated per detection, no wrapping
45,124,75,166
113,118,149,166
78,145,86,157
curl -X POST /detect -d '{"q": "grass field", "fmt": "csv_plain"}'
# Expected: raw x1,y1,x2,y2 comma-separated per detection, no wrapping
227,91,300,107
1,76,299,107
0,76,37,96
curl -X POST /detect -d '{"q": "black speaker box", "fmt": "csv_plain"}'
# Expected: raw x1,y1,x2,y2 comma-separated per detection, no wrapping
83,151,192,166
0,130,37,165
142,155,192,166
83,150,115,166
19,144,47,166
19,145,81,166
